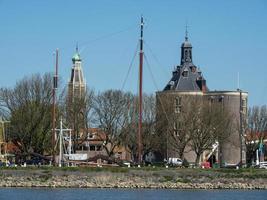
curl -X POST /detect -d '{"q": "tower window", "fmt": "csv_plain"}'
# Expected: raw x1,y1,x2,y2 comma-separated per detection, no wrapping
242,98,247,114
173,121,182,136
189,50,192,59
182,69,189,77
175,97,182,113
185,50,188,61
173,122,178,136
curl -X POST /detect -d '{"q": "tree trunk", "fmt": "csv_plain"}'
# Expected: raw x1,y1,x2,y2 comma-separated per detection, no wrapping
195,153,201,167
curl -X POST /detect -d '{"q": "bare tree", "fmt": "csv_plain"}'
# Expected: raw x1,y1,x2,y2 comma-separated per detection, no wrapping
156,94,194,160
246,105,267,165
0,73,53,156
119,93,137,161
92,90,130,158
189,100,233,166
142,94,160,157
64,89,94,153
121,93,160,162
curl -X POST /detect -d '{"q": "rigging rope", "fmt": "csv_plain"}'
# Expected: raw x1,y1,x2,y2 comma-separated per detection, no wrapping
143,53,171,126
120,41,139,91
80,25,138,54
144,41,170,79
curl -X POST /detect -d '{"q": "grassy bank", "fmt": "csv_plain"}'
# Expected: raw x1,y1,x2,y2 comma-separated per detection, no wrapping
0,166,266,189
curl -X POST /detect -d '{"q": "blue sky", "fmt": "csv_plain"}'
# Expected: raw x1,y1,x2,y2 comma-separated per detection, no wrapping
0,0,267,106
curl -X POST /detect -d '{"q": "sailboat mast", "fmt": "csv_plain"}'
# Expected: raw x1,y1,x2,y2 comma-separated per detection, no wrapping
138,16,144,165
52,49,59,165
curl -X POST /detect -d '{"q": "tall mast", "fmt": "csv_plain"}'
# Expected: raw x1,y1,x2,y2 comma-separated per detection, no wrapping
52,49,59,165
138,16,144,165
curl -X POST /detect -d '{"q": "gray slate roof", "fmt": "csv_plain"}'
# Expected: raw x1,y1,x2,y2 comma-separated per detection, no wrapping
163,38,207,92
164,64,204,91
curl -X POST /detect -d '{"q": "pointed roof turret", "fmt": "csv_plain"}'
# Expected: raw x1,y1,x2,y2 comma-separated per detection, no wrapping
181,25,192,48
180,26,193,65
163,32,207,92
72,44,81,62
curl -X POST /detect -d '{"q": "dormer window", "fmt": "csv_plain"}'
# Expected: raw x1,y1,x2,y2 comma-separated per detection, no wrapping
87,132,94,139
182,69,189,77
190,66,196,73
169,81,175,89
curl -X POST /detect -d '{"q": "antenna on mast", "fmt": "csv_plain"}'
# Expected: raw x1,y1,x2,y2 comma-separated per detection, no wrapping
76,42,79,53
185,23,188,41
237,72,240,90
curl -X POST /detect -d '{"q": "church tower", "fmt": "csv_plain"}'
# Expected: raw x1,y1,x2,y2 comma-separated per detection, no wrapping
68,46,86,102
67,46,87,153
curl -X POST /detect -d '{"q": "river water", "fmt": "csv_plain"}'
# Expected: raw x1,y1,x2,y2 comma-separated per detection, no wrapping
0,188,266,200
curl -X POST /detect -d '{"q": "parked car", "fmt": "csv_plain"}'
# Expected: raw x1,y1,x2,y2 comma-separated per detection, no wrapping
167,158,183,167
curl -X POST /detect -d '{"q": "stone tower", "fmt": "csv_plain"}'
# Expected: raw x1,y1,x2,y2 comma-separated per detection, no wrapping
156,30,248,166
68,46,86,102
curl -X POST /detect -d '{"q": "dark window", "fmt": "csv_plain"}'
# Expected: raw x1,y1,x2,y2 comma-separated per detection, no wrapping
83,145,89,151
90,145,96,151
87,133,93,139
76,145,83,151
173,122,178,136
96,145,102,151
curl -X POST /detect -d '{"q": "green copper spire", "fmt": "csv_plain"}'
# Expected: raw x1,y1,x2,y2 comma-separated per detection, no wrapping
72,43,81,62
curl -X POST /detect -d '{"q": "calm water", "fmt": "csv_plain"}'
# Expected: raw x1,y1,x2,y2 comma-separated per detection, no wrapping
0,188,266,200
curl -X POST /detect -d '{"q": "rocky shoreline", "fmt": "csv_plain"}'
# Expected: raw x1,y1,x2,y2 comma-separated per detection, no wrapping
0,168,266,190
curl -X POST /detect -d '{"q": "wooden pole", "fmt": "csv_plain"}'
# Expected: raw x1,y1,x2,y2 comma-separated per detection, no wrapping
138,16,144,165
52,49,59,165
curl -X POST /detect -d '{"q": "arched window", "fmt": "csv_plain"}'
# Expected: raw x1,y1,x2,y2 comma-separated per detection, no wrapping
189,50,192,60
182,68,189,77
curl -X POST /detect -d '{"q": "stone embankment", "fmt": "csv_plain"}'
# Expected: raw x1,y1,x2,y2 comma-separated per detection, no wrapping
0,168,266,189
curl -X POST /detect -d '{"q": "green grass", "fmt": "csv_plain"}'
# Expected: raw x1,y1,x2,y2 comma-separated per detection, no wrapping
0,166,266,180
